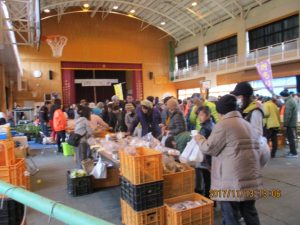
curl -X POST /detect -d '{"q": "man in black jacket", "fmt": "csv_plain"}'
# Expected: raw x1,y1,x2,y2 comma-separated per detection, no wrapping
39,101,51,136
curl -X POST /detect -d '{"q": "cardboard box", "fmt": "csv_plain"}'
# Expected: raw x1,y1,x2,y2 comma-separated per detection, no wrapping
14,146,28,158
93,167,120,189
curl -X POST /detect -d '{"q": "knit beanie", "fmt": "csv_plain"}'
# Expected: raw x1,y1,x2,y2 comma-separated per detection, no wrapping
216,95,237,115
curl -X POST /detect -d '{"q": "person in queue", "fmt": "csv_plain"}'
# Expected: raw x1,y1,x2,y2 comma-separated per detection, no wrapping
231,82,264,136
195,94,269,225
263,96,280,158
124,103,137,131
280,89,298,158
195,106,214,198
110,105,127,132
39,101,51,137
53,99,67,153
129,100,162,138
161,98,186,136
74,105,93,168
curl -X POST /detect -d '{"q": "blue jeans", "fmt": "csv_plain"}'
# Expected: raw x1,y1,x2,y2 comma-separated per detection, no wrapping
221,201,260,225
40,122,49,137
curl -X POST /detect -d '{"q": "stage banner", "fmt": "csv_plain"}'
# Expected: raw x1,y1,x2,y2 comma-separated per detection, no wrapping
256,59,274,93
114,83,124,100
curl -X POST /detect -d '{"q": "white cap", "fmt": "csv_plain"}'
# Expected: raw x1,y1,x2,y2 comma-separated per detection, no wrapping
162,93,172,100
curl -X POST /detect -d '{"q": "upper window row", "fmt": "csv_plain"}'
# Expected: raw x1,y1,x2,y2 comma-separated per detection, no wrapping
176,14,299,70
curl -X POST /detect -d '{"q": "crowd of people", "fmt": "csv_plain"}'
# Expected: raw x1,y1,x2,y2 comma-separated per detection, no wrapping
0,82,298,225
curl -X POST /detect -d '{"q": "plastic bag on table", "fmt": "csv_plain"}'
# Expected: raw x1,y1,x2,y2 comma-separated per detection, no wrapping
124,146,137,155
91,157,107,179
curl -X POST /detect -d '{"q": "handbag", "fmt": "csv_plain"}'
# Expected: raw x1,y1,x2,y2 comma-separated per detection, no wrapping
67,132,84,147
258,136,270,168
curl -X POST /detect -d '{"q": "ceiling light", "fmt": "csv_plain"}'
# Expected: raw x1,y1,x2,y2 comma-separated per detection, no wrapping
160,21,166,26
113,5,119,10
130,9,135,14
191,2,197,6
83,3,90,8
44,8,50,13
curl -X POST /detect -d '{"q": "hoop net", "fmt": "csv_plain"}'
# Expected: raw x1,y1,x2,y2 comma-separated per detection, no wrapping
45,35,68,58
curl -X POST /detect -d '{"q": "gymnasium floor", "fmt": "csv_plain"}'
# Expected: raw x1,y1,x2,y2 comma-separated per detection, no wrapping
26,146,300,225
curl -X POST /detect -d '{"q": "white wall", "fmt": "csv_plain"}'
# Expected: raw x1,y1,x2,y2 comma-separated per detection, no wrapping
174,0,300,86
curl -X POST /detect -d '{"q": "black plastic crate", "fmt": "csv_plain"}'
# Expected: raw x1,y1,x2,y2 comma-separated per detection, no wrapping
67,171,93,197
0,198,24,225
120,176,163,211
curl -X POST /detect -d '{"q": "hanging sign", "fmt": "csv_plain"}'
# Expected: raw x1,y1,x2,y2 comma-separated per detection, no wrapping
256,59,274,93
114,83,124,100
74,79,118,86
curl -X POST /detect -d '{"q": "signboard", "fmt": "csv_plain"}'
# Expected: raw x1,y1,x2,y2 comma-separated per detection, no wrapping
114,83,124,100
256,59,274,93
75,79,118,86
202,80,211,89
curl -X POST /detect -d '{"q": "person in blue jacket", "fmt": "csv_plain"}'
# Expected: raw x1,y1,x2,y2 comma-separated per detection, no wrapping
129,100,162,138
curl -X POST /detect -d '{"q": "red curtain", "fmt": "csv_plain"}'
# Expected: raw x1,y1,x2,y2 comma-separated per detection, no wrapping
132,71,144,100
61,69,75,107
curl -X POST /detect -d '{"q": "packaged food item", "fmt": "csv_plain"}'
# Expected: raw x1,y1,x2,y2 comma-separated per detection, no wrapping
124,146,137,155
170,200,206,212
163,155,177,173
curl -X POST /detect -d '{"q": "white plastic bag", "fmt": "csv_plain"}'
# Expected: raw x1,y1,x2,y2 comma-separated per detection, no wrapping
91,158,107,179
258,136,270,168
179,139,204,164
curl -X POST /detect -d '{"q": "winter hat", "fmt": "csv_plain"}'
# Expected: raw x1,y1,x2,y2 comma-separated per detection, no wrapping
279,89,290,97
111,95,119,101
141,100,153,109
216,94,237,115
231,82,253,96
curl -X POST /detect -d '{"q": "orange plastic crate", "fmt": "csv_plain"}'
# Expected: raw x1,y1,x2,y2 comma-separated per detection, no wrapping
163,164,195,199
0,158,26,187
0,140,16,166
164,193,214,225
120,147,163,185
121,199,165,225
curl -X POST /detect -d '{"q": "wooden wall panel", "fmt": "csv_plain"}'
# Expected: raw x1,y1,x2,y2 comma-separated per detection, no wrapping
217,62,300,85
174,77,205,90
16,13,176,103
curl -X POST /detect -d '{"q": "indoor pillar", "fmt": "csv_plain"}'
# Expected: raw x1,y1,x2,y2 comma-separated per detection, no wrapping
237,17,247,63
198,35,205,65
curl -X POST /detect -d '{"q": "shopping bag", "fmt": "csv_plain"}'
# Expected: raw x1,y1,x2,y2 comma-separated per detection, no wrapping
91,158,107,179
179,139,203,164
258,136,270,168
161,135,169,146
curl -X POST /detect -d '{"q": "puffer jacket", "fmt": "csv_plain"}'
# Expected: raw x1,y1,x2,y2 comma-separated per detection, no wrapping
263,100,280,129
166,109,187,136
284,96,298,128
197,111,264,202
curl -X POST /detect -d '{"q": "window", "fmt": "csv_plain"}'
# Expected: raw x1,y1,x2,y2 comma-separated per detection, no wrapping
249,15,299,50
176,49,198,70
178,88,200,100
206,35,237,61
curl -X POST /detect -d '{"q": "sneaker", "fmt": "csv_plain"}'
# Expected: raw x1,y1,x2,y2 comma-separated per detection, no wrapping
286,153,299,158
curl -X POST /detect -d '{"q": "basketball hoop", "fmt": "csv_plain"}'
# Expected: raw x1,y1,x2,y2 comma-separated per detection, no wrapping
43,35,68,58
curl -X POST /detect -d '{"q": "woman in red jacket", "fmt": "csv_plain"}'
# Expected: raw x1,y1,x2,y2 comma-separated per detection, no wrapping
53,99,67,153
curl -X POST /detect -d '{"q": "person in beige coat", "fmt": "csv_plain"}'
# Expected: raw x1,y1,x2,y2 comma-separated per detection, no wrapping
195,94,269,225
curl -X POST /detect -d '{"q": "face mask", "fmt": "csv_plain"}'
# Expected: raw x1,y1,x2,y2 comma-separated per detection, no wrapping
237,98,243,108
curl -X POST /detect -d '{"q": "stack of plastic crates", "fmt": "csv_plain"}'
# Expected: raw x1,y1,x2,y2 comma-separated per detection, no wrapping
0,140,28,225
120,147,164,225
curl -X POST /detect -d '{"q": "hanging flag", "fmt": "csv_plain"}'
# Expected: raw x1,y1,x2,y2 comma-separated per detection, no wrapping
114,83,124,100
256,59,274,94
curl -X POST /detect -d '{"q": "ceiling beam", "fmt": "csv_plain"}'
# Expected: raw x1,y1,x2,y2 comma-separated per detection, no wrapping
90,0,103,18
42,0,196,36
211,0,236,19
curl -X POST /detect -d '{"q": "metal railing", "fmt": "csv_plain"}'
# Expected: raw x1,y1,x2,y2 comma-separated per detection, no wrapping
172,38,300,81
0,181,113,225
